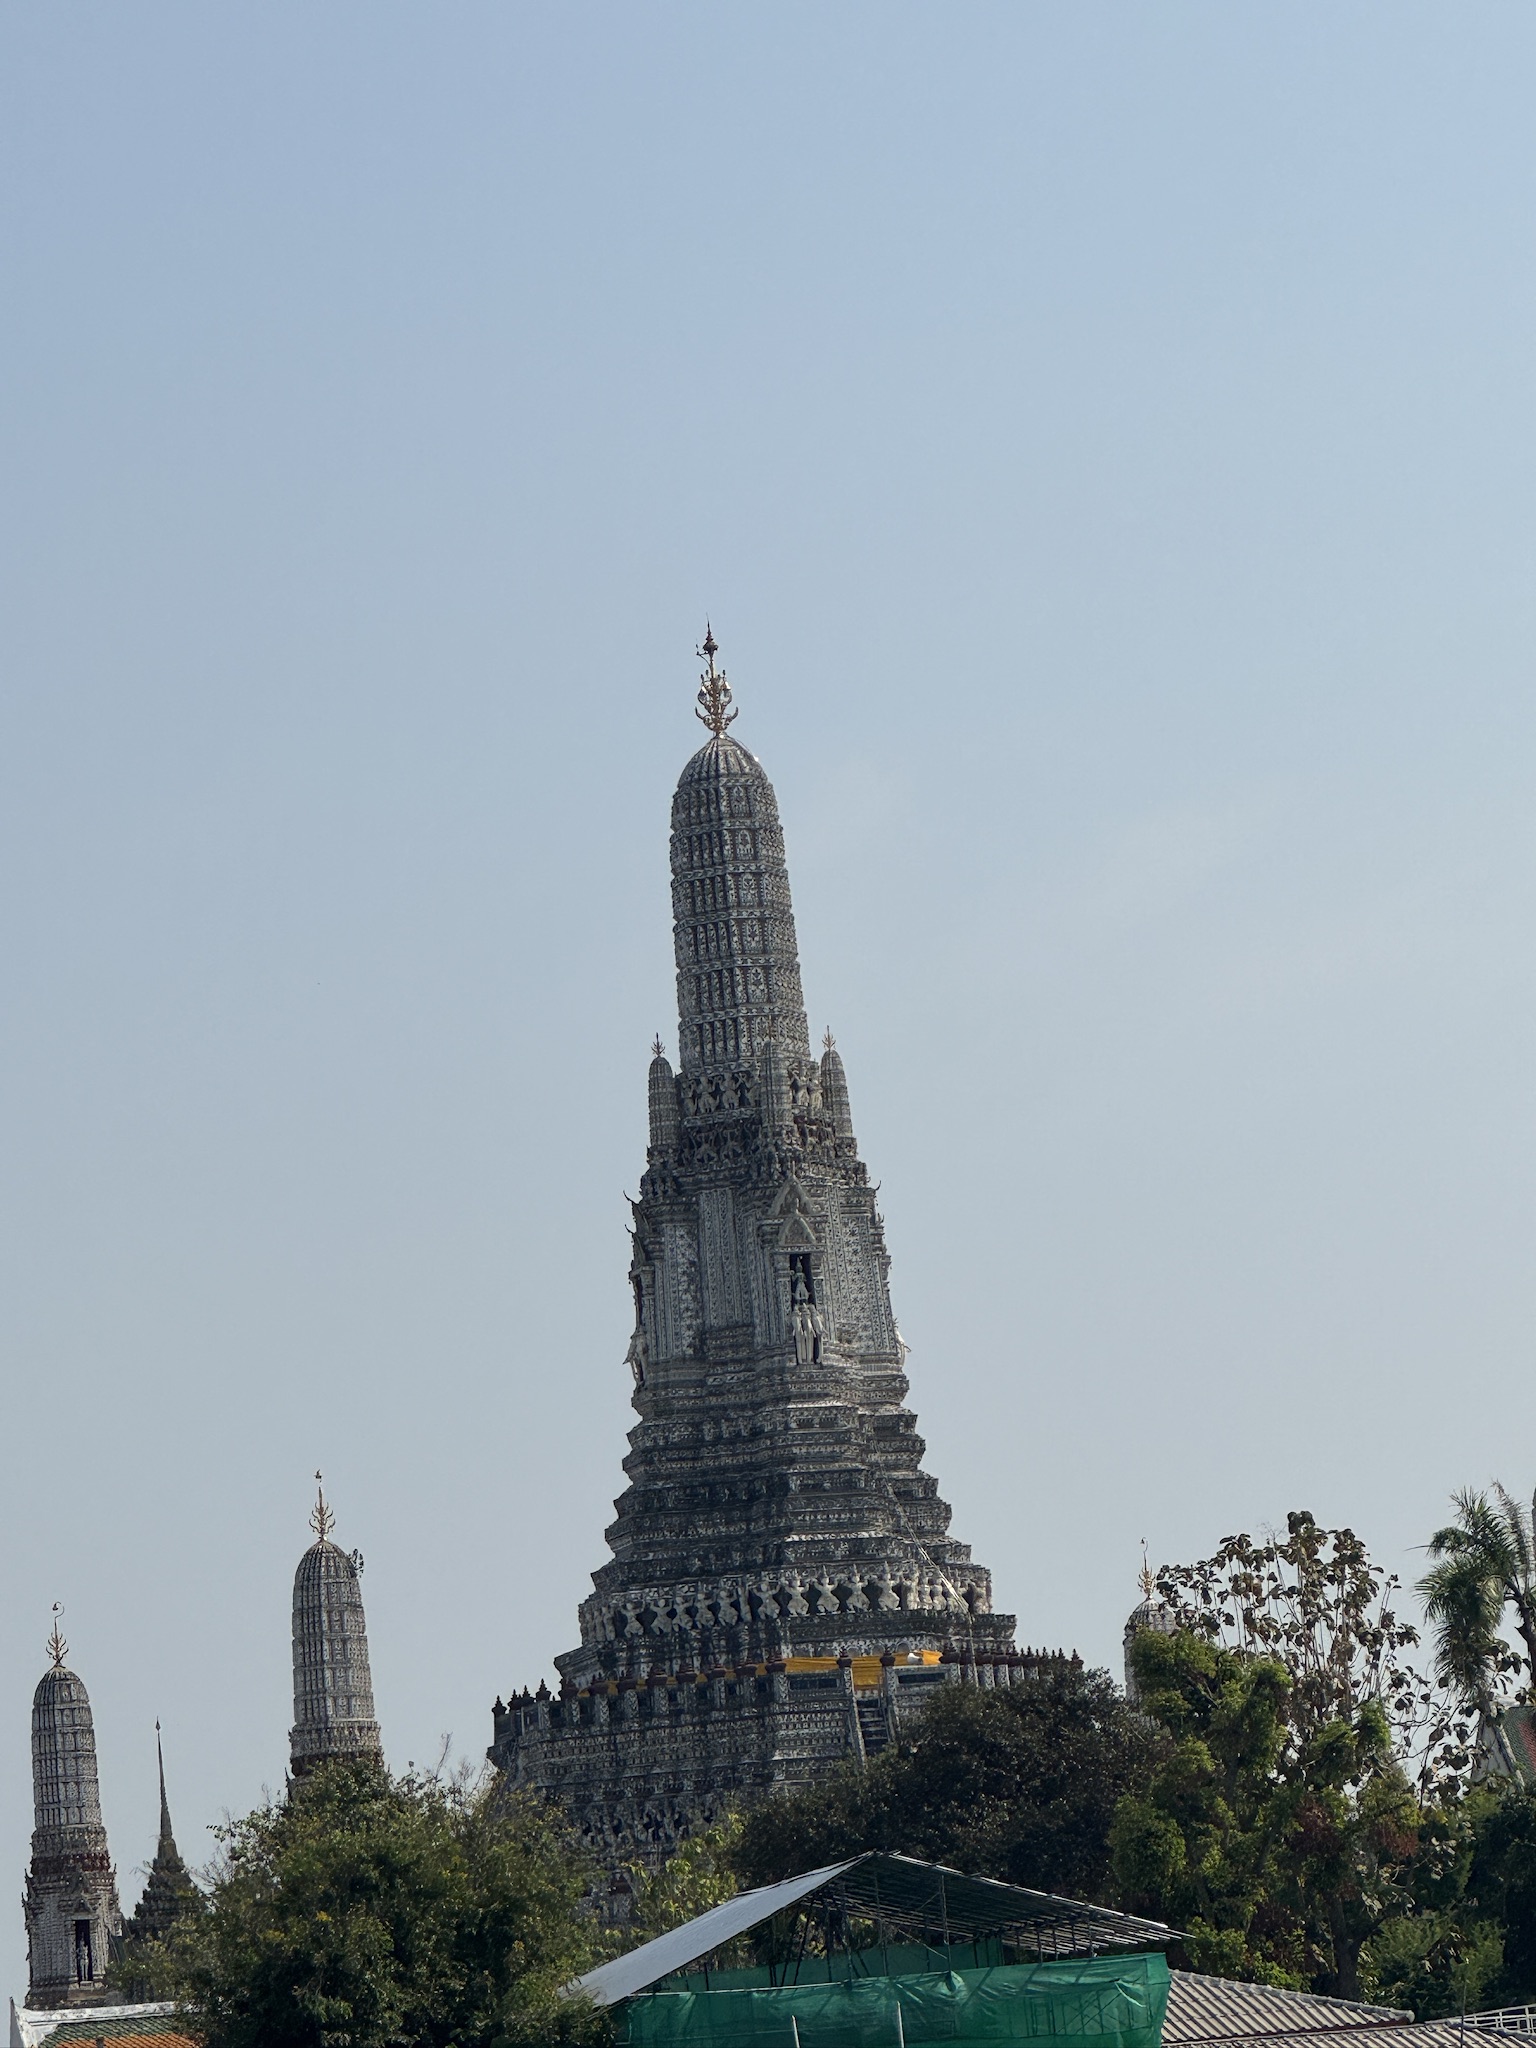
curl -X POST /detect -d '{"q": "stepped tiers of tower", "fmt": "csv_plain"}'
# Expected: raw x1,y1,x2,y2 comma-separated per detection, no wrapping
24,1652,122,2008
289,1486,384,1774
489,659,1016,1868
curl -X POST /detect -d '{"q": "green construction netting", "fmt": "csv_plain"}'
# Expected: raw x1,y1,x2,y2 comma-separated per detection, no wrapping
621,1952,1169,2048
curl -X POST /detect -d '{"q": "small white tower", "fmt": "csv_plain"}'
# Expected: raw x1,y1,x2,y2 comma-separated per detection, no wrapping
290,1477,383,1775
24,1612,122,2008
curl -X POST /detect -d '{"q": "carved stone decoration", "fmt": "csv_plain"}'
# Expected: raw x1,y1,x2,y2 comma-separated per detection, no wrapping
24,1625,122,2010
488,640,1016,1873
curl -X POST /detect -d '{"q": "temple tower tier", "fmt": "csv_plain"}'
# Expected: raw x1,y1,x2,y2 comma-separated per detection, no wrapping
25,1629,122,2009
289,1484,383,1775
490,637,1016,1872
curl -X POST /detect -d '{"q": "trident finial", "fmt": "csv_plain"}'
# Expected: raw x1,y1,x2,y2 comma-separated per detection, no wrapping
695,623,737,737
823,1028,836,1053
1138,1539,1156,1601
652,1034,665,1060
46,1603,68,1670
311,1471,335,1542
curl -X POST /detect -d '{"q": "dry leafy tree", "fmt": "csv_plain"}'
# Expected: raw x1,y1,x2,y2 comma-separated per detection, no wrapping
1112,1511,1476,1998
1156,1508,1476,1799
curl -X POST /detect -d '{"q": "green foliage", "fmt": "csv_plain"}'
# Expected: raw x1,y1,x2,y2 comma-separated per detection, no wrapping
1464,1782,1536,2002
737,1660,1164,1901
1361,1910,1504,2018
1419,1486,1536,1716
1115,1514,1446,1997
631,1820,743,1940
144,1756,611,2048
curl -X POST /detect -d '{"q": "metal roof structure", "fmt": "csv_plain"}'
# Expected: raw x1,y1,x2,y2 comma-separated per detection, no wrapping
1161,1975,1535,2048
576,1853,1177,2007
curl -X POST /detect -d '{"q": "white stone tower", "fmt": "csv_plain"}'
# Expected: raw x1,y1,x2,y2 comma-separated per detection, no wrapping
490,631,1020,1865
24,1613,122,2009
289,1478,383,1774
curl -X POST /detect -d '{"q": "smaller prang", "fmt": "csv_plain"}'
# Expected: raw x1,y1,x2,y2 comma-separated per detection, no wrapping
24,1609,122,2008
289,1475,383,1775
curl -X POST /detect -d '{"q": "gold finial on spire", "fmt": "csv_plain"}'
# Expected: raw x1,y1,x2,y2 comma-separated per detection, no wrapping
46,1603,68,1670
1139,1539,1156,1601
311,1471,335,1543
695,622,737,737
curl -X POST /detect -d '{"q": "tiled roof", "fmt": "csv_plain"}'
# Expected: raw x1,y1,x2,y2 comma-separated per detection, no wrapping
9,2002,195,2048
43,2030,193,2048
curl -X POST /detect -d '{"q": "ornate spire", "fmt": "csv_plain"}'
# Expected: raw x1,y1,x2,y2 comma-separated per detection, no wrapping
311,1471,335,1542
1138,1539,1156,1601
672,640,810,1074
291,1481,383,1774
694,623,737,737
122,1722,195,1960
27,1636,121,2005
156,1720,172,1845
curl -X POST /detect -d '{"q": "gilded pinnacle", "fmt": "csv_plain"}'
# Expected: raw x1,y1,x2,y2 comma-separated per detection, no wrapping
311,1471,335,1543
695,622,738,737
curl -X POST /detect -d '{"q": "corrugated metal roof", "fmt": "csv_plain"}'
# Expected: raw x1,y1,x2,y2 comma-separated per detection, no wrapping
1165,1972,1411,2041
576,1854,1175,2009
1164,1975,1533,2048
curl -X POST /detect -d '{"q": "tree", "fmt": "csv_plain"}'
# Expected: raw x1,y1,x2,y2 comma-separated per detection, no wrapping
1113,1512,1464,1998
138,1757,610,2048
1418,1487,1536,1717
630,1820,743,1940
1464,1782,1536,2003
737,1659,1164,1901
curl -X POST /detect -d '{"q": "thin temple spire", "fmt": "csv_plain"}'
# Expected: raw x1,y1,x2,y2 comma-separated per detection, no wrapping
155,1720,172,1844
694,622,737,737
46,1603,67,1670
311,1470,335,1542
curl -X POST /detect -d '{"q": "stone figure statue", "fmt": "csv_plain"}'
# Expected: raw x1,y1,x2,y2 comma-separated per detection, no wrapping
791,1270,825,1365
626,1327,649,1388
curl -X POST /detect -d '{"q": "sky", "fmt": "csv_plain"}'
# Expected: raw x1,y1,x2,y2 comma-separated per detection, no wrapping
2,0,1534,1997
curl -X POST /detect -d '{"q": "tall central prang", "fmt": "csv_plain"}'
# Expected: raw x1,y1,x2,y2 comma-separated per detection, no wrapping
490,632,1020,1870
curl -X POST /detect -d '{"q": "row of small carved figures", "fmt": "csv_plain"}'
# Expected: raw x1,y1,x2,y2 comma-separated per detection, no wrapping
595,1570,988,1638
640,1132,864,1199
491,1646,1085,1725
675,1066,829,1120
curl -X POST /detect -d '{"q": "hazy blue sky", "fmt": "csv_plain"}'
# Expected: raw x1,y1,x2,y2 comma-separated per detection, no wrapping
2,3,1533,1991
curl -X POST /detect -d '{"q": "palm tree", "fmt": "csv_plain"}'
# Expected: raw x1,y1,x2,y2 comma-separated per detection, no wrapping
1417,1486,1536,1714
